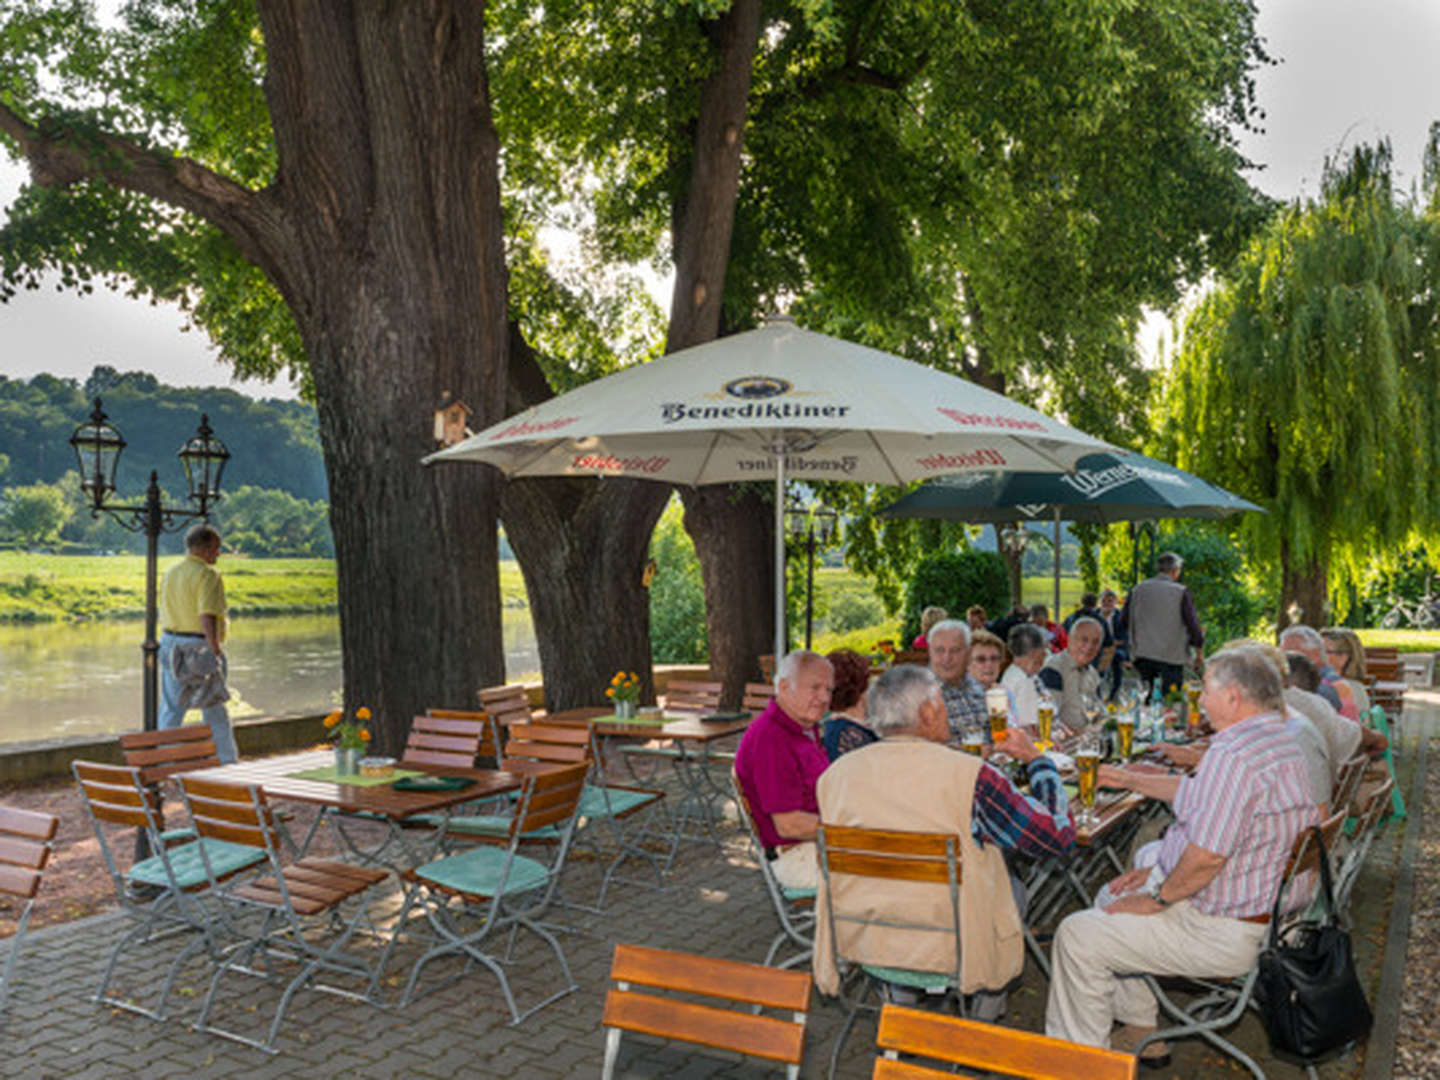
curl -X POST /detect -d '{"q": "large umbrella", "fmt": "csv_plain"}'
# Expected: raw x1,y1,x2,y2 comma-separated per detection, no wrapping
427,316,1115,662
878,449,1262,611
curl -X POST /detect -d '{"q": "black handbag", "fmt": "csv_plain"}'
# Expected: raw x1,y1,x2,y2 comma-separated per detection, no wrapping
1254,825,1373,1060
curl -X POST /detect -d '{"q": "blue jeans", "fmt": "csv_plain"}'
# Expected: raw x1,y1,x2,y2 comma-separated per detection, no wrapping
158,631,237,763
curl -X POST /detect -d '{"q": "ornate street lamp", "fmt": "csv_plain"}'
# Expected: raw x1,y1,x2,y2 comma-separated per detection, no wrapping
70,399,230,732
785,498,838,651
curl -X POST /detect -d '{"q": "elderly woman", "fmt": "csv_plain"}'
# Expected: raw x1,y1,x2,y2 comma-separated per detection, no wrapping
1321,628,1371,715
1001,622,1049,729
821,648,878,760
912,606,948,650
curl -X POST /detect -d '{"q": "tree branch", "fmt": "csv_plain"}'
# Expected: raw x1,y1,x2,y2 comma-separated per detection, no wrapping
0,100,294,291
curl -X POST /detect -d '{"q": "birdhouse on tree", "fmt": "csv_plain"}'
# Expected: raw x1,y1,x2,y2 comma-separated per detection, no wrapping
433,393,473,448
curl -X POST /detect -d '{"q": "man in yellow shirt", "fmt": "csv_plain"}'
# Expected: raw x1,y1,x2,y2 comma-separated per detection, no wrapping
157,524,236,761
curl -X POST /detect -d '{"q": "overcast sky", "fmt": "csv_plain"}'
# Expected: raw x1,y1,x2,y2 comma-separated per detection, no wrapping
1,0,1438,401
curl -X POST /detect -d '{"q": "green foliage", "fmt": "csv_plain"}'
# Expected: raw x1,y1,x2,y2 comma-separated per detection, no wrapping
1,479,73,545
1157,138,1440,615
213,485,331,558
901,549,1009,643
824,585,884,635
1073,522,1105,593
648,501,707,663
1354,545,1440,628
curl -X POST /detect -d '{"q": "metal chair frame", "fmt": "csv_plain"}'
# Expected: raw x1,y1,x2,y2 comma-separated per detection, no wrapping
730,769,815,970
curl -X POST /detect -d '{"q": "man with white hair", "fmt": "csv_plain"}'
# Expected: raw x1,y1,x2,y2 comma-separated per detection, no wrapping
1118,551,1203,698
1044,647,1319,1065
1039,617,1104,732
1278,624,1351,717
927,619,987,742
734,650,835,889
814,664,1076,1011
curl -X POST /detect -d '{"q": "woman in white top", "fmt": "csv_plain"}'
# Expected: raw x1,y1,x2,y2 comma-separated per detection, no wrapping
1000,622,1049,730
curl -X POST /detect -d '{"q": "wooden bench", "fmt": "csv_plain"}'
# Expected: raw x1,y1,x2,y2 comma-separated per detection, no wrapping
0,805,60,1012
601,943,812,1080
872,1003,1137,1079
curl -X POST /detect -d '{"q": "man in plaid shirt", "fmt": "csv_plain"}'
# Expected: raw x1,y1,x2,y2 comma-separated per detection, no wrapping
928,620,987,742
1045,646,1319,1065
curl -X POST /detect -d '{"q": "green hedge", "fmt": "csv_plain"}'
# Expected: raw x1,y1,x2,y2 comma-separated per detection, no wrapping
902,550,1009,643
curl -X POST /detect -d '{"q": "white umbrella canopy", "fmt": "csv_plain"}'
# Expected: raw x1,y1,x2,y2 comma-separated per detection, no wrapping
427,316,1116,662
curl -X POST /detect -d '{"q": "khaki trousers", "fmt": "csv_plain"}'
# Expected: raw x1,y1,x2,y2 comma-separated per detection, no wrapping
772,841,820,890
1045,865,1267,1048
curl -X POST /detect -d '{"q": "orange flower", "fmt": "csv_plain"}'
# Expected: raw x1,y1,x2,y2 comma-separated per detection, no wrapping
605,687,616,699
323,710,342,729
355,706,372,721
359,728,372,742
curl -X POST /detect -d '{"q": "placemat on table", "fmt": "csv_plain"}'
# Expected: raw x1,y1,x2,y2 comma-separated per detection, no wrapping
289,765,424,786
595,713,672,726
391,775,476,792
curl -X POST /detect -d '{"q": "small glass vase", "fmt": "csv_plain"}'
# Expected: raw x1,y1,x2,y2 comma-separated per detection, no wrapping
614,698,637,720
334,746,363,776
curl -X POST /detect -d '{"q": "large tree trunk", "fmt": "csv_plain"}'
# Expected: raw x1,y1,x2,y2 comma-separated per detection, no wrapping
668,0,766,706
997,523,1025,606
1279,538,1328,631
260,2,510,753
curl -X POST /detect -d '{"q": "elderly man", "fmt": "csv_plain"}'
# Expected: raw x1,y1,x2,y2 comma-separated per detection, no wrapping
1045,647,1319,1063
1285,652,1387,769
815,664,1076,1010
1038,617,1103,733
1279,624,1355,719
734,650,834,890
158,523,237,762
1118,552,1203,698
1002,622,1049,729
928,619,987,742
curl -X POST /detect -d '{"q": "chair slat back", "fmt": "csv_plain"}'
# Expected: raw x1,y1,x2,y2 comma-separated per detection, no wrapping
513,763,589,835
819,825,959,885
402,714,483,769
1367,656,1402,682
478,683,534,733
73,761,162,829
118,724,220,784
426,707,501,759
177,776,270,850
603,944,811,1068
1353,778,1395,833
1285,808,1347,880
0,805,59,900
663,679,723,714
1331,752,1368,814
873,1004,1138,1080
502,721,593,769
742,682,776,712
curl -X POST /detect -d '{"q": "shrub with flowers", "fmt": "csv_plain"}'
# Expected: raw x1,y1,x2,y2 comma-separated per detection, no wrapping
605,671,641,705
323,705,373,750
872,639,897,661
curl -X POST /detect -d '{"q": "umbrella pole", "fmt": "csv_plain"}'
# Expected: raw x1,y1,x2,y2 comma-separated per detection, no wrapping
1053,507,1061,616
774,450,787,667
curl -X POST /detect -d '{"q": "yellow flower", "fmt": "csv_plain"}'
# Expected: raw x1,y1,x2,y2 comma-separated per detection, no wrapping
323,710,342,729
359,728,372,742
356,706,372,721
605,687,615,699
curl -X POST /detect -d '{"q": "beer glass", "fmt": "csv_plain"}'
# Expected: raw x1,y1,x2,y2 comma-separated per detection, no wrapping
1185,680,1202,712
962,727,986,756
1036,694,1056,751
1075,733,1102,827
985,687,1009,740
1115,712,1135,760
1186,706,1203,739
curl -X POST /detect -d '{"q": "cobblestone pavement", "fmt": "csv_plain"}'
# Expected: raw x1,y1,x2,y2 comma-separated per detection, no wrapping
1,708,1425,1080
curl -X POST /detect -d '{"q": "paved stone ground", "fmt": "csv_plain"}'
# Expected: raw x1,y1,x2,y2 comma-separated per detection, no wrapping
1,706,1427,1080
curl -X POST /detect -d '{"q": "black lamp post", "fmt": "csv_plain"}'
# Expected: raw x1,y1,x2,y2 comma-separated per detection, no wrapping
785,499,837,651
70,399,230,733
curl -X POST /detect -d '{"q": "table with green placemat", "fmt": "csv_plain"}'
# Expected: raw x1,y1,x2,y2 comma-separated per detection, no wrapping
187,749,534,865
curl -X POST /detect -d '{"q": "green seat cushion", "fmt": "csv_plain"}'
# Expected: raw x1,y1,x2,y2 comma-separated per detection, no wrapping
579,785,659,818
130,837,266,890
781,885,817,902
861,964,953,992
416,845,551,897
619,746,682,759
160,827,196,844
413,813,561,840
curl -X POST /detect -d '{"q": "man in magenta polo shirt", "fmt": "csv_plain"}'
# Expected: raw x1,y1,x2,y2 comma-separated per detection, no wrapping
735,650,835,890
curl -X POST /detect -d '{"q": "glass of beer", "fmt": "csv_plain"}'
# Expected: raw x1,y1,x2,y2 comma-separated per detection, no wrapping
1075,734,1102,827
985,687,1009,740
962,727,986,756
1115,712,1135,760
1186,706,1203,739
1036,695,1055,751
1186,680,1203,712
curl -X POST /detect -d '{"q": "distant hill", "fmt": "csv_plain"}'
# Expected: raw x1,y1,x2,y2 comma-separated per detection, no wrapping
0,366,326,499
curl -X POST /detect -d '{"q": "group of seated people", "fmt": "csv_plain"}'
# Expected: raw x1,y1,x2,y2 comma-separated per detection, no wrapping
734,621,1382,1064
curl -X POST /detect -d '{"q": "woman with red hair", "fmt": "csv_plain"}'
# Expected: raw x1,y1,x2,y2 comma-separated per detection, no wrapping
821,648,877,760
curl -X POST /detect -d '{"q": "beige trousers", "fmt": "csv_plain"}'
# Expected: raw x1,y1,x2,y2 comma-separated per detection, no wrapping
1045,865,1267,1048
771,841,820,890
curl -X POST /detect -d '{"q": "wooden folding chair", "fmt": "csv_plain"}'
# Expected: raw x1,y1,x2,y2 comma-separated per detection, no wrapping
601,943,813,1080
178,775,389,1053
72,760,266,1021
379,763,589,1023
1360,705,1406,820
816,824,964,1080
1330,751,1368,817
0,806,59,1014
871,1003,1138,1079
662,679,723,714
1137,809,1347,1078
1335,776,1395,913
478,682,538,731
731,770,815,970
743,681,777,712
425,706,503,765
119,724,221,848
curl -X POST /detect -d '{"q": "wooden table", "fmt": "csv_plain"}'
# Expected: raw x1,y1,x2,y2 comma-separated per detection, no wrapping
189,749,530,866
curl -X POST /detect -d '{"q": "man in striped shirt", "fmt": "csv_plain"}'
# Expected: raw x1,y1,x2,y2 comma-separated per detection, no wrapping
1045,646,1320,1065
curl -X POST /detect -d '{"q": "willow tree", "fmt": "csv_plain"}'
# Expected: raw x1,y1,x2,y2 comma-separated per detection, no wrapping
1157,138,1440,624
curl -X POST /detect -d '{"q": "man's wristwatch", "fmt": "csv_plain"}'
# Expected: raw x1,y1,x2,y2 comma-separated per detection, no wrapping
1148,881,1171,908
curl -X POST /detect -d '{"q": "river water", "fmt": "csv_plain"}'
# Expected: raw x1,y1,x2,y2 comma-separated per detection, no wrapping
0,611,541,745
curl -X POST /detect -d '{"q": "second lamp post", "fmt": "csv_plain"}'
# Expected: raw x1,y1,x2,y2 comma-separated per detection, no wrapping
786,500,836,651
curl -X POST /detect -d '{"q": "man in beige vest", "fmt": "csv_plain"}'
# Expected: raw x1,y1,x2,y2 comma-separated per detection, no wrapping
814,665,1076,1015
